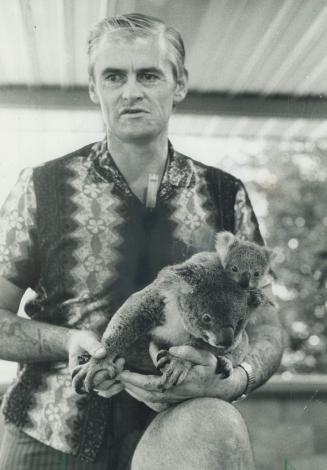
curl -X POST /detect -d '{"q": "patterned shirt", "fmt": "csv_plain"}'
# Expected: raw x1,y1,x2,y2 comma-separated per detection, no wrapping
0,138,263,461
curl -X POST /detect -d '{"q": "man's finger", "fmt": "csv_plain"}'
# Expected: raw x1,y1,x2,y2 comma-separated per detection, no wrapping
83,335,107,359
124,384,166,403
93,370,111,387
68,330,107,359
120,370,165,390
96,382,124,398
93,358,126,388
124,384,154,402
124,385,144,402
69,355,80,372
169,345,214,365
124,385,168,412
94,378,117,391
125,384,170,412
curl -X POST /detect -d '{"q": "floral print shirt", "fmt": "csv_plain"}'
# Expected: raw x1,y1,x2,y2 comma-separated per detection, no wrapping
0,138,263,461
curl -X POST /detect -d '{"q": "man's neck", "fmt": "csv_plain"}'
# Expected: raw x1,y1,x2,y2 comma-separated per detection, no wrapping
107,132,169,181
106,131,169,205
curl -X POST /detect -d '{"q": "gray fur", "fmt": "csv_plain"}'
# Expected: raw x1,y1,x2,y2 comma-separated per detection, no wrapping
72,232,272,393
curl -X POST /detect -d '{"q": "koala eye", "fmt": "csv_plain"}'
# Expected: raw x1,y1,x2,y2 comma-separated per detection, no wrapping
202,314,212,324
254,271,260,277
231,266,238,272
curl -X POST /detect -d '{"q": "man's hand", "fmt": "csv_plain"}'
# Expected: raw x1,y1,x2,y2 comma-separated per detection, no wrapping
168,346,247,401
107,346,248,410
67,329,107,372
67,329,125,397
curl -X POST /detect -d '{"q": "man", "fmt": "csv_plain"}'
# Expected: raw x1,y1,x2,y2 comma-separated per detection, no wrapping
0,13,283,470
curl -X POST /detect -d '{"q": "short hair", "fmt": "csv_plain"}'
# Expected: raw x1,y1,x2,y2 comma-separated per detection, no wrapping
87,13,186,81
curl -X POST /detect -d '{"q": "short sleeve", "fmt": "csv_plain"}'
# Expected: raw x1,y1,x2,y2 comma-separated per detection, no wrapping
0,168,38,289
233,180,264,246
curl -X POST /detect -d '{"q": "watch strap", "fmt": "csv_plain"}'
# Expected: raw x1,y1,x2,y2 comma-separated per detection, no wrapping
238,361,256,394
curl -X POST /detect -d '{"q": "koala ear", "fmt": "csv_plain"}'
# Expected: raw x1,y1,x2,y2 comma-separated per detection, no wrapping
215,231,238,267
263,247,277,264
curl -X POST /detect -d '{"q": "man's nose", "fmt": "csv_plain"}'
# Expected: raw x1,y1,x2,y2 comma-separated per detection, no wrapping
121,77,143,101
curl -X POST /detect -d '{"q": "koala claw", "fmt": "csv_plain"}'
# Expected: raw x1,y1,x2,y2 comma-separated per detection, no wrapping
156,349,171,369
71,365,88,394
72,356,117,394
216,355,233,378
157,351,192,389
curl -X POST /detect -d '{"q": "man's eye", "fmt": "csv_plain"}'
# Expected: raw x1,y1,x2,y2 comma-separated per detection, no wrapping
105,74,123,83
140,73,159,82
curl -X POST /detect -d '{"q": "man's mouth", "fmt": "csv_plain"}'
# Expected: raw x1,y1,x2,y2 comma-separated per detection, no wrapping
120,108,148,116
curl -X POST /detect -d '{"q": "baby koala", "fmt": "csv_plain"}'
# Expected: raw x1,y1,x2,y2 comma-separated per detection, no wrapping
72,232,273,394
217,231,272,289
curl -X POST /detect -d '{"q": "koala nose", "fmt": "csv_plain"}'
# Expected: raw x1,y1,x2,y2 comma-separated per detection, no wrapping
239,272,250,288
219,326,234,348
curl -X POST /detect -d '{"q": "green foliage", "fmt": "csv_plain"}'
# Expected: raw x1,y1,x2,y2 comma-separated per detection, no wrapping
247,140,327,373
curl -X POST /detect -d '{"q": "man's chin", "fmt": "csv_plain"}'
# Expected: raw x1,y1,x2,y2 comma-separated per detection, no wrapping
118,129,162,142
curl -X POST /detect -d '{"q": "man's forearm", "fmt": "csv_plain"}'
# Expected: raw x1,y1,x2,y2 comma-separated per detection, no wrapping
0,309,71,363
244,301,284,391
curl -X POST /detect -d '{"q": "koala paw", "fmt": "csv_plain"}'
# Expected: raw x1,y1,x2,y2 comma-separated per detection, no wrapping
156,350,192,390
72,354,117,394
216,355,233,378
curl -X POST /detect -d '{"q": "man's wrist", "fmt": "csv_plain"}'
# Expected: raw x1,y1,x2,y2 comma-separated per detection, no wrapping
238,361,256,393
230,365,248,402
213,365,248,402
231,361,256,403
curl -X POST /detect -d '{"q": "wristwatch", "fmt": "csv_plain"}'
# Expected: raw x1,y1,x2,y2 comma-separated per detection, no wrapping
233,361,256,402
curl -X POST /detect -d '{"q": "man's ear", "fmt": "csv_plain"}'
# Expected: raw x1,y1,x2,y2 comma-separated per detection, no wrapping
215,231,238,267
89,79,99,105
173,70,188,105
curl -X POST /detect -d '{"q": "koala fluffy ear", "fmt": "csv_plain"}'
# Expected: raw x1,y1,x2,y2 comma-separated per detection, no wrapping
215,231,238,267
263,247,277,264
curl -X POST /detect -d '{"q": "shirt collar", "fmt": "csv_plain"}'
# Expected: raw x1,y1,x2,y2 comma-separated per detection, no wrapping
89,137,194,199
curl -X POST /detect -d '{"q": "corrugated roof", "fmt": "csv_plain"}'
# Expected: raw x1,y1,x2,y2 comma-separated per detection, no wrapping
1,0,327,140
1,0,327,95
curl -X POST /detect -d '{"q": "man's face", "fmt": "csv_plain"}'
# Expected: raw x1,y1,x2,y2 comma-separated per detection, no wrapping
89,34,187,143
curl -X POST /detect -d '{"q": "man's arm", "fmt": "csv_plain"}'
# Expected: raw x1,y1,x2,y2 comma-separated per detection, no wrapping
0,277,107,366
242,285,284,391
232,180,284,392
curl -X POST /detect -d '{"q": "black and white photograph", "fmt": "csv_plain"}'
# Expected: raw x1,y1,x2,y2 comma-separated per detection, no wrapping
0,1,326,469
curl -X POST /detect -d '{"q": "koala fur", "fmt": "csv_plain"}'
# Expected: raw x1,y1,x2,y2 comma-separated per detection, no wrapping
72,232,273,393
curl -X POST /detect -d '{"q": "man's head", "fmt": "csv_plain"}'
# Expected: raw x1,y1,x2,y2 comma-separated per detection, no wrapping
88,13,187,83
87,13,188,143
